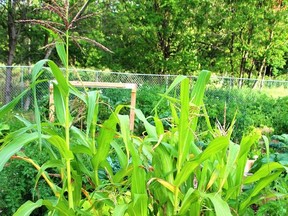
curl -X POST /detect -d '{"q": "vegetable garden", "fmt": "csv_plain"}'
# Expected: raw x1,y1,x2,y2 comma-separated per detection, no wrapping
1,65,288,215
1,0,288,215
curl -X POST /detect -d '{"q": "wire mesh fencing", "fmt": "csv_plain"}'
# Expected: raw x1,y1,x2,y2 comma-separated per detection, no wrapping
1,66,288,110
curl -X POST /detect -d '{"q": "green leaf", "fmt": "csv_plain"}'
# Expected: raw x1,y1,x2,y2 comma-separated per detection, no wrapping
113,204,128,216
45,135,74,160
218,142,240,190
174,136,230,186
177,78,192,170
42,199,76,216
31,59,48,83
0,132,39,172
111,140,128,168
178,188,200,215
13,199,43,216
0,88,30,119
153,75,186,111
48,61,69,96
86,90,100,136
55,41,67,66
135,109,157,138
35,159,64,187
240,171,283,212
53,83,66,125
244,162,284,184
204,193,232,216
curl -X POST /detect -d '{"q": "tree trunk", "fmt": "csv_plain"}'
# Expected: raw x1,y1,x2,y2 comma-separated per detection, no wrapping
229,33,235,77
5,0,18,104
253,58,266,89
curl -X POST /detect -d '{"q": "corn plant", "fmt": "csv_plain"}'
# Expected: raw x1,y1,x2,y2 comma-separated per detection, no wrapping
0,1,287,215
0,0,132,215
140,72,287,215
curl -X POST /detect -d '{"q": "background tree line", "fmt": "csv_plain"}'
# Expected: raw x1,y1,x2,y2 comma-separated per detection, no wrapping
1,0,288,101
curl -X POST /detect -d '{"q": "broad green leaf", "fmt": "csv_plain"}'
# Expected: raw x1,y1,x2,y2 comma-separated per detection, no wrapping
86,90,100,137
174,136,229,186
148,178,182,198
70,126,90,148
91,192,115,207
55,41,67,66
177,78,192,170
129,194,148,216
45,135,74,160
111,140,128,168
0,132,39,171
69,84,86,102
135,109,157,138
42,199,75,216
204,193,232,216
118,115,148,215
0,88,30,119
34,159,64,188
13,199,43,216
153,144,174,183
178,188,200,215
218,142,240,190
190,70,211,107
240,171,282,212
174,160,200,187
48,61,69,96
206,168,220,191
153,75,186,111
244,162,284,184
199,136,230,162
113,204,128,216
92,112,118,184
31,59,47,82
153,113,165,135
53,83,66,125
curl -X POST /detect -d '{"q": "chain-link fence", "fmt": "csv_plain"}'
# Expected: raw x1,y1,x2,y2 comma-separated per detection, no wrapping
1,66,288,110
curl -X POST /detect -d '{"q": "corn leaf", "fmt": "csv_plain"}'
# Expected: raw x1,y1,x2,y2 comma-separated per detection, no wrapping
135,109,157,138
48,61,69,96
55,41,67,67
113,204,128,216
0,88,30,119
118,114,148,216
86,91,100,136
42,199,75,216
153,75,186,111
240,171,283,212
34,159,64,188
204,193,232,216
53,83,66,125
13,199,43,216
177,78,192,170
218,142,240,191
0,132,39,172
178,188,200,215
92,112,118,184
175,136,230,186
244,162,284,184
111,140,128,168
45,135,74,160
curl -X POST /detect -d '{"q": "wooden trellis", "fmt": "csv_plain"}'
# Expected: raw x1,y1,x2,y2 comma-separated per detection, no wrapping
49,81,137,131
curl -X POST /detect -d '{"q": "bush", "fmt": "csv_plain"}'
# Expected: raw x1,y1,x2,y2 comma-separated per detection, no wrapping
271,96,288,134
202,88,276,141
0,145,52,215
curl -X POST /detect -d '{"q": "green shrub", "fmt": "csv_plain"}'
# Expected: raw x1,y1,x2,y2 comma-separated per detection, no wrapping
271,96,288,134
202,88,275,141
0,145,52,215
